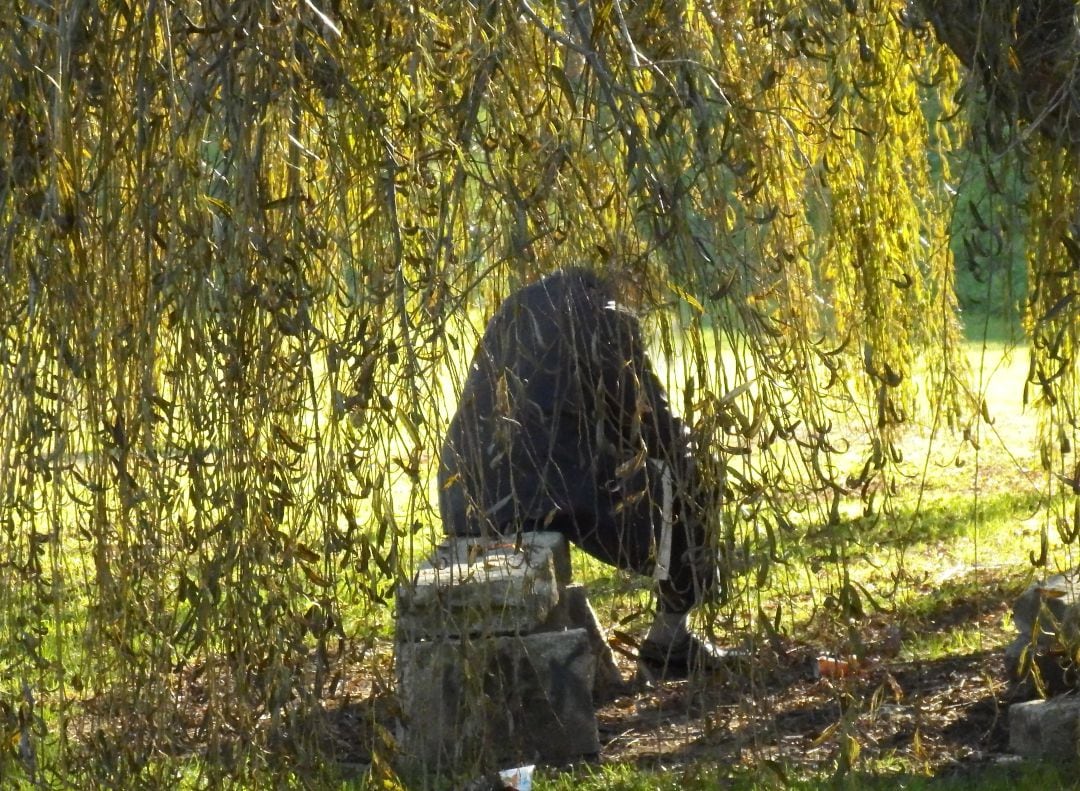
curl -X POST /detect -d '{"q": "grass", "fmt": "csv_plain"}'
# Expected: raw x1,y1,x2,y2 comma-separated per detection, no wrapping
533,757,1080,790
515,318,1067,790
5,307,1072,790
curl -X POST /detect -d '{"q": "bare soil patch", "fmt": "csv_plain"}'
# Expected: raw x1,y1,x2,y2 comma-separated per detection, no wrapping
590,605,1015,777
295,586,1028,781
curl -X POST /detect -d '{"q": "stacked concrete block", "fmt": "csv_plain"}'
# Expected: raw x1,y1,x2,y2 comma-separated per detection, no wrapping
1009,695,1080,758
397,533,569,641
395,532,616,777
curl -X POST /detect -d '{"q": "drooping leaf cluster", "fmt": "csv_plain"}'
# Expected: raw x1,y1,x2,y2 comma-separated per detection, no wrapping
917,0,1080,559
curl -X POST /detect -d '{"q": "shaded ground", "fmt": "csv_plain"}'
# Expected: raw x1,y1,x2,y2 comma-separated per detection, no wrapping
288,579,1031,783
63,564,1038,787
589,596,1015,778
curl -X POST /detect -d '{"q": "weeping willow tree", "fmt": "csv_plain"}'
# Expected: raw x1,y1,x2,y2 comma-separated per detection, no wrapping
0,0,1077,785
920,0,1080,565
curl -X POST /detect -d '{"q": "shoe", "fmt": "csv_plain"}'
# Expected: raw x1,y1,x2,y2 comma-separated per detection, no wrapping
637,633,748,681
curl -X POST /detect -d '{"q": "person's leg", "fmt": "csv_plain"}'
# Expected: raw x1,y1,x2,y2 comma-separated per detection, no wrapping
634,458,738,679
524,461,731,679
651,457,716,612
632,457,699,641
547,459,714,605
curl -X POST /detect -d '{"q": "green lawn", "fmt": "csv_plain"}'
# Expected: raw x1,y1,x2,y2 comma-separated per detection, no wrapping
523,332,1069,790
7,314,1076,790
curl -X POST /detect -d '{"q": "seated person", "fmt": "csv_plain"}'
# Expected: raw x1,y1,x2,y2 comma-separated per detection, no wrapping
438,267,727,679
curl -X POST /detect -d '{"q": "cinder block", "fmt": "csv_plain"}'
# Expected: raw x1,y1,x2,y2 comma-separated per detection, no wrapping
544,583,625,700
1009,696,1080,758
432,532,573,588
517,531,573,588
397,628,599,773
397,534,569,640
1012,571,1080,640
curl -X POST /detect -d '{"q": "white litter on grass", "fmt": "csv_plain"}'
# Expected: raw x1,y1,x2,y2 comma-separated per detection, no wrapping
498,764,535,790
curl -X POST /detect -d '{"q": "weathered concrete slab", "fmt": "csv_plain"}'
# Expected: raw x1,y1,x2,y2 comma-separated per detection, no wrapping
397,533,569,639
1009,695,1080,758
432,532,572,588
543,583,625,700
397,628,599,774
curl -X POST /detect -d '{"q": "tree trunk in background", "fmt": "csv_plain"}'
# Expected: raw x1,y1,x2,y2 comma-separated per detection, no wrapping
919,0,1080,150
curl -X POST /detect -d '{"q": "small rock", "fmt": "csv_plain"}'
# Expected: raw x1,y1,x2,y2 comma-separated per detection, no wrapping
1009,695,1080,758
1005,569,1080,693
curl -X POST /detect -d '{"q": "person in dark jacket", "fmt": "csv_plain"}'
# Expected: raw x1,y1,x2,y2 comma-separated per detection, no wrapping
438,268,728,679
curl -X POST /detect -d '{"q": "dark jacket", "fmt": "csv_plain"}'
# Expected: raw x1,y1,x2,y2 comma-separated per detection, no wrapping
438,268,689,537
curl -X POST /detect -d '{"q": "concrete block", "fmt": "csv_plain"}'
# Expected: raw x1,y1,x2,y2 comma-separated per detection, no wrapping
1012,571,1080,639
523,531,573,588
1009,696,1080,758
544,583,625,700
433,532,573,588
397,628,599,774
397,534,569,640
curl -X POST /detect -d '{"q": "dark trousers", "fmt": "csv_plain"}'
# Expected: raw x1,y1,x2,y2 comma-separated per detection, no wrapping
496,459,716,615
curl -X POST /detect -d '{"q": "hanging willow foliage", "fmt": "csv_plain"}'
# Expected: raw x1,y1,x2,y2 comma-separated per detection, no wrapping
922,0,1080,558
0,0,1075,785
1026,139,1080,556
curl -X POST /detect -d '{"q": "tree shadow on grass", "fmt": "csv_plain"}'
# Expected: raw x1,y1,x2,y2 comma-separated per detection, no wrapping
589,568,1034,784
